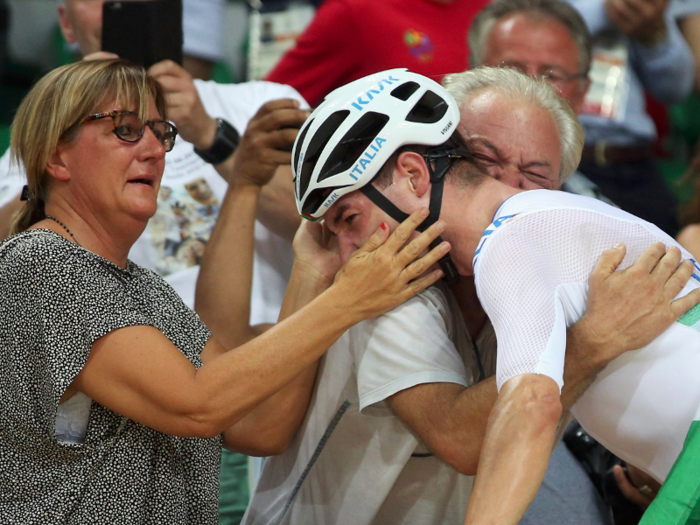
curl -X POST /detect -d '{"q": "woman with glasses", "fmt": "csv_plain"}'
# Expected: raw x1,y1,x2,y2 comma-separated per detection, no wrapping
0,59,448,523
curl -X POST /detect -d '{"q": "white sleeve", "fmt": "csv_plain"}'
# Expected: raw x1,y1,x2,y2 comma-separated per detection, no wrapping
350,287,468,415
182,0,225,62
0,149,25,209
475,225,568,392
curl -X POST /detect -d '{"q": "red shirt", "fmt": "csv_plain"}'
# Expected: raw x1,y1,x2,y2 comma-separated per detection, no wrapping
266,0,489,107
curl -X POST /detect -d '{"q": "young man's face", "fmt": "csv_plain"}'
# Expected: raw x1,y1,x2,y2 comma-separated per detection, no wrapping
324,169,427,264
58,0,153,56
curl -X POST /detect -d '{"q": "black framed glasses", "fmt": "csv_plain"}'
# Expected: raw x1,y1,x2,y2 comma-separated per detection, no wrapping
84,110,178,152
497,62,588,89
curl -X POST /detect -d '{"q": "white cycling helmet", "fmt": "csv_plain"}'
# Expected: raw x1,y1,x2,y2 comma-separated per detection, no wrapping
292,68,461,221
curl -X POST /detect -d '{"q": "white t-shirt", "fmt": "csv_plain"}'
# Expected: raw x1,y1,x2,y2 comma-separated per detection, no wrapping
183,0,225,62
242,284,496,525
474,189,700,482
0,80,306,322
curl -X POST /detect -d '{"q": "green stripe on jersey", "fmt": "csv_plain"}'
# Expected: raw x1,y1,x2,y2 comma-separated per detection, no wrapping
639,420,700,525
679,303,700,328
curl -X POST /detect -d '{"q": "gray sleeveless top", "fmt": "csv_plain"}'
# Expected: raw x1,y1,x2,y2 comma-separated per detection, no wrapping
0,229,221,524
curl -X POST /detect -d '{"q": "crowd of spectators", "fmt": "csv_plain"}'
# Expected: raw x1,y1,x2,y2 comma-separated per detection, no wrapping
2,0,700,524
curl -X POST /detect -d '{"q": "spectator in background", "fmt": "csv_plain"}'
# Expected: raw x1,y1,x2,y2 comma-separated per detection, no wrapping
58,0,225,79
562,0,695,237
265,0,490,107
468,0,615,204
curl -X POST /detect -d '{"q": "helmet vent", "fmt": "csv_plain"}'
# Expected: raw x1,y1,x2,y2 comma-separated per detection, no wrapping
406,90,448,123
390,81,420,101
298,110,350,202
293,117,313,182
318,111,390,182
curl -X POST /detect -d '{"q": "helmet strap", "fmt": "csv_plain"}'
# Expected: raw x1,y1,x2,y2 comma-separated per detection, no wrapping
358,148,470,285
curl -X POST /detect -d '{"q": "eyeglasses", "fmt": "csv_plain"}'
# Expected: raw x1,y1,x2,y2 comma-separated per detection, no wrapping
538,69,588,88
498,62,588,89
83,110,178,152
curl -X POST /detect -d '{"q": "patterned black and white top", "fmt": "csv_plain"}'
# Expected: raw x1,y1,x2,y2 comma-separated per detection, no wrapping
0,229,221,524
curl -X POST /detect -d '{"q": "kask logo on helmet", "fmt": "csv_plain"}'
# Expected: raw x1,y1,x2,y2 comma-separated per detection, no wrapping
351,75,402,111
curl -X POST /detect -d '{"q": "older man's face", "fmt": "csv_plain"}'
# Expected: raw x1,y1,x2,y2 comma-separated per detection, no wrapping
481,12,588,114
459,89,562,190
58,0,152,56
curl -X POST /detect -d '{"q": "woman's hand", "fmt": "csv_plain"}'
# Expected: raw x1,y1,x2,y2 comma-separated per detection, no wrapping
330,208,450,321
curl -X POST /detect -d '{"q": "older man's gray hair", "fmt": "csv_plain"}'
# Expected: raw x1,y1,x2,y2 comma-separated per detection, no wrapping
469,0,592,77
443,67,585,183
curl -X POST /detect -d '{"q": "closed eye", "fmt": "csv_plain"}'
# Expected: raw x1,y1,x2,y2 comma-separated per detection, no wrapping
473,154,497,164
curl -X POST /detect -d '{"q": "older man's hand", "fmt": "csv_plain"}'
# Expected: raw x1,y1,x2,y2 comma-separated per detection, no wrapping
148,60,218,151
604,0,669,45
574,242,700,371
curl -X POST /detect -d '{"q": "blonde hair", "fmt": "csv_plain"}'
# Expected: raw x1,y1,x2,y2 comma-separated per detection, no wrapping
9,59,167,235
442,67,584,183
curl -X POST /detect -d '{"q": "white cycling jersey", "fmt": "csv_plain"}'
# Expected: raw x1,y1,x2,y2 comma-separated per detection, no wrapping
473,189,700,482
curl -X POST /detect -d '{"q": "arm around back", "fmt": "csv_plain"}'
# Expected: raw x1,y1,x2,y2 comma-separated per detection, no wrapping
387,242,700,477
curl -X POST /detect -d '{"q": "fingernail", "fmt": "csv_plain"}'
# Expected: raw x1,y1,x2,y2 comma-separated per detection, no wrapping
435,220,446,233
435,269,444,278
420,208,430,217
614,242,624,249
380,222,387,231
441,241,450,253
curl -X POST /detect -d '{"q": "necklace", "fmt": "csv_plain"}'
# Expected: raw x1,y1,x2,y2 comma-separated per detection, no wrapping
45,215,80,246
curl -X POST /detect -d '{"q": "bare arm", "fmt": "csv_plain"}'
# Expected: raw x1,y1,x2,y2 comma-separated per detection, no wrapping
220,220,343,454
194,99,338,453
387,243,700,476
465,373,562,525
463,244,700,525
195,99,310,348
69,210,447,441
256,165,301,241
